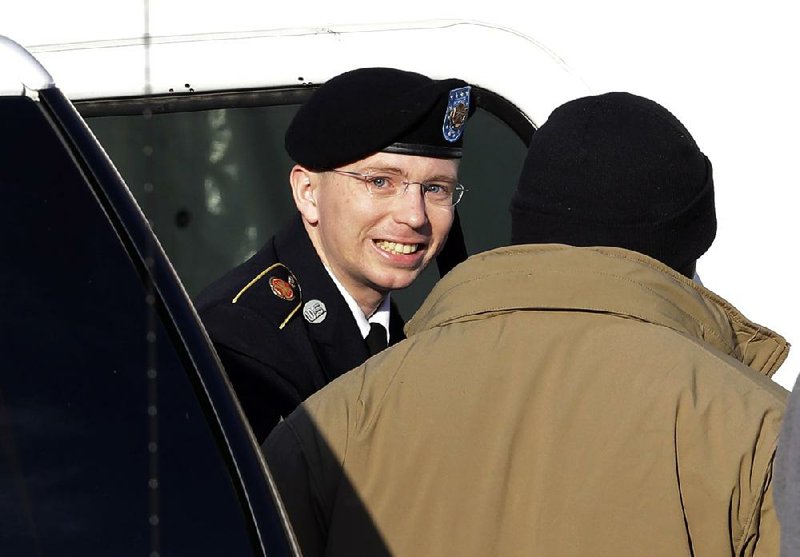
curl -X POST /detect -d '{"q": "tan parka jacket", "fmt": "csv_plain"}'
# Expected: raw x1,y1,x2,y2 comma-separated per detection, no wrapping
265,245,789,557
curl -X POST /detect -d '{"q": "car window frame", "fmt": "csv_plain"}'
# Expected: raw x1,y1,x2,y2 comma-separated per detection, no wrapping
33,84,300,557
74,84,535,143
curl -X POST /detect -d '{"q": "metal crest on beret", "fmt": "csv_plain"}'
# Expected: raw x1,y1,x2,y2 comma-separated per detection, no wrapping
442,86,471,143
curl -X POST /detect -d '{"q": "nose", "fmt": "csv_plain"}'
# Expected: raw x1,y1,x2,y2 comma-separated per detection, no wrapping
392,183,429,228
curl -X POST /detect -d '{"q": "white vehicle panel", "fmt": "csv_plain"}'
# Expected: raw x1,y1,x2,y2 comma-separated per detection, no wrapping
28,22,588,125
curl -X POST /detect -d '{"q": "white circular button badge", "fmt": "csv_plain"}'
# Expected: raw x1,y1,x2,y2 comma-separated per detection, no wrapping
303,299,327,324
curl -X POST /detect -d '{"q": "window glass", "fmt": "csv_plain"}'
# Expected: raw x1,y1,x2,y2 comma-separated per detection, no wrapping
89,105,298,298
0,96,256,556
87,98,527,315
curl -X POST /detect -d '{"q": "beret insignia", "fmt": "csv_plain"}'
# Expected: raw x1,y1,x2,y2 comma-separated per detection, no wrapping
443,86,471,143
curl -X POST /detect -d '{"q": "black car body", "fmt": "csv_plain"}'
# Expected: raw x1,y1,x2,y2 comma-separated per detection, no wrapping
0,35,297,556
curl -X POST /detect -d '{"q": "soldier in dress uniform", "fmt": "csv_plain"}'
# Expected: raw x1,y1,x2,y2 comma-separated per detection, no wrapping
195,67,474,442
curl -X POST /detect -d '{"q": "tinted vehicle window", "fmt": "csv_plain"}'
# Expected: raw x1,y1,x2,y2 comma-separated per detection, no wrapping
88,104,298,297
0,96,256,556
86,97,527,313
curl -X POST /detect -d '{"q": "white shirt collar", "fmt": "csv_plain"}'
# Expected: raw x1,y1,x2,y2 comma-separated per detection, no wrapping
324,266,391,343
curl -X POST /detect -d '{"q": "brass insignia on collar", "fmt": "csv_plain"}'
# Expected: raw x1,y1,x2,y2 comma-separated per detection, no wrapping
269,276,295,301
233,262,300,304
231,262,302,330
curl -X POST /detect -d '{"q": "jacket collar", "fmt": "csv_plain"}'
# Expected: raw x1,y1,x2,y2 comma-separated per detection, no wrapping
407,244,789,377
274,216,371,376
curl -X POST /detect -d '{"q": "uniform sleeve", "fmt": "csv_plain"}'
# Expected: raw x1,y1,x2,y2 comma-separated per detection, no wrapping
263,414,338,557
199,301,316,443
214,343,302,443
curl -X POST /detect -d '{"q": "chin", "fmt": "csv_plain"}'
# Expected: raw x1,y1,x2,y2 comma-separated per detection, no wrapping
371,271,419,293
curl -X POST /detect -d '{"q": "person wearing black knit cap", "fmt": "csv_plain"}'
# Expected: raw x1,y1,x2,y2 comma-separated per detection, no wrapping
263,92,789,556
196,67,474,442
509,91,715,280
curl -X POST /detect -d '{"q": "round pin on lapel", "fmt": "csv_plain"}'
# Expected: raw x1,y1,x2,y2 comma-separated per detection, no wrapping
303,299,327,324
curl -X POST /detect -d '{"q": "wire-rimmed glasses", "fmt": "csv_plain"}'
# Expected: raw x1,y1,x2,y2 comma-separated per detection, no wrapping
330,169,466,207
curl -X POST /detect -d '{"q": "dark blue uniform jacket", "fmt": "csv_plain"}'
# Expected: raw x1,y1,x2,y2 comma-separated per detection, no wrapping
195,216,404,442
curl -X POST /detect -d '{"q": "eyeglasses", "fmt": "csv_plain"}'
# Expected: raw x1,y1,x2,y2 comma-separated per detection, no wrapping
330,169,466,207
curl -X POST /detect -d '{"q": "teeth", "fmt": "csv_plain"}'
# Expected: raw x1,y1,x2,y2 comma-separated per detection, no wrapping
377,240,419,255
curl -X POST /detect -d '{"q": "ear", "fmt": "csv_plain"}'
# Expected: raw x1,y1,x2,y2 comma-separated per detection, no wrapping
289,165,320,225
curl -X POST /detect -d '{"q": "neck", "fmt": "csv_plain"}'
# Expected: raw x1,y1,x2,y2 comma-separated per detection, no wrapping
354,290,384,319
303,221,385,317
677,261,696,280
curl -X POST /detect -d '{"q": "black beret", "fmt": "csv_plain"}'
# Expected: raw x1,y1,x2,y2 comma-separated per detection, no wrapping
285,67,475,171
510,92,716,275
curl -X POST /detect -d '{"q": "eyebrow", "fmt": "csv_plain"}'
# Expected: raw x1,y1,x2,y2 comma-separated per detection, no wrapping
425,174,459,183
359,166,458,183
358,166,405,175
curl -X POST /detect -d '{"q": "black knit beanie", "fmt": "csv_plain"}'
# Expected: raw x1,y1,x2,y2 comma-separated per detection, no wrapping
509,92,716,274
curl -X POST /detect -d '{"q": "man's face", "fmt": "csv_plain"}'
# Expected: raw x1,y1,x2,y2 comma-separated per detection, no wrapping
298,152,458,311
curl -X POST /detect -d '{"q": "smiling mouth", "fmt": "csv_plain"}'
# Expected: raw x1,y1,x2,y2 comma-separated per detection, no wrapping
375,240,420,255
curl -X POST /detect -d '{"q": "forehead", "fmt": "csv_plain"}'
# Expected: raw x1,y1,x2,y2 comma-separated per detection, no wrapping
352,152,460,177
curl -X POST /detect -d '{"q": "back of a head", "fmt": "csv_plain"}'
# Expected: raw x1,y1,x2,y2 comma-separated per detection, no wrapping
509,92,716,276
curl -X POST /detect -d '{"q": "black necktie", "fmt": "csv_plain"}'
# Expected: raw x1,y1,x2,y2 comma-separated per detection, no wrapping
365,322,388,356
